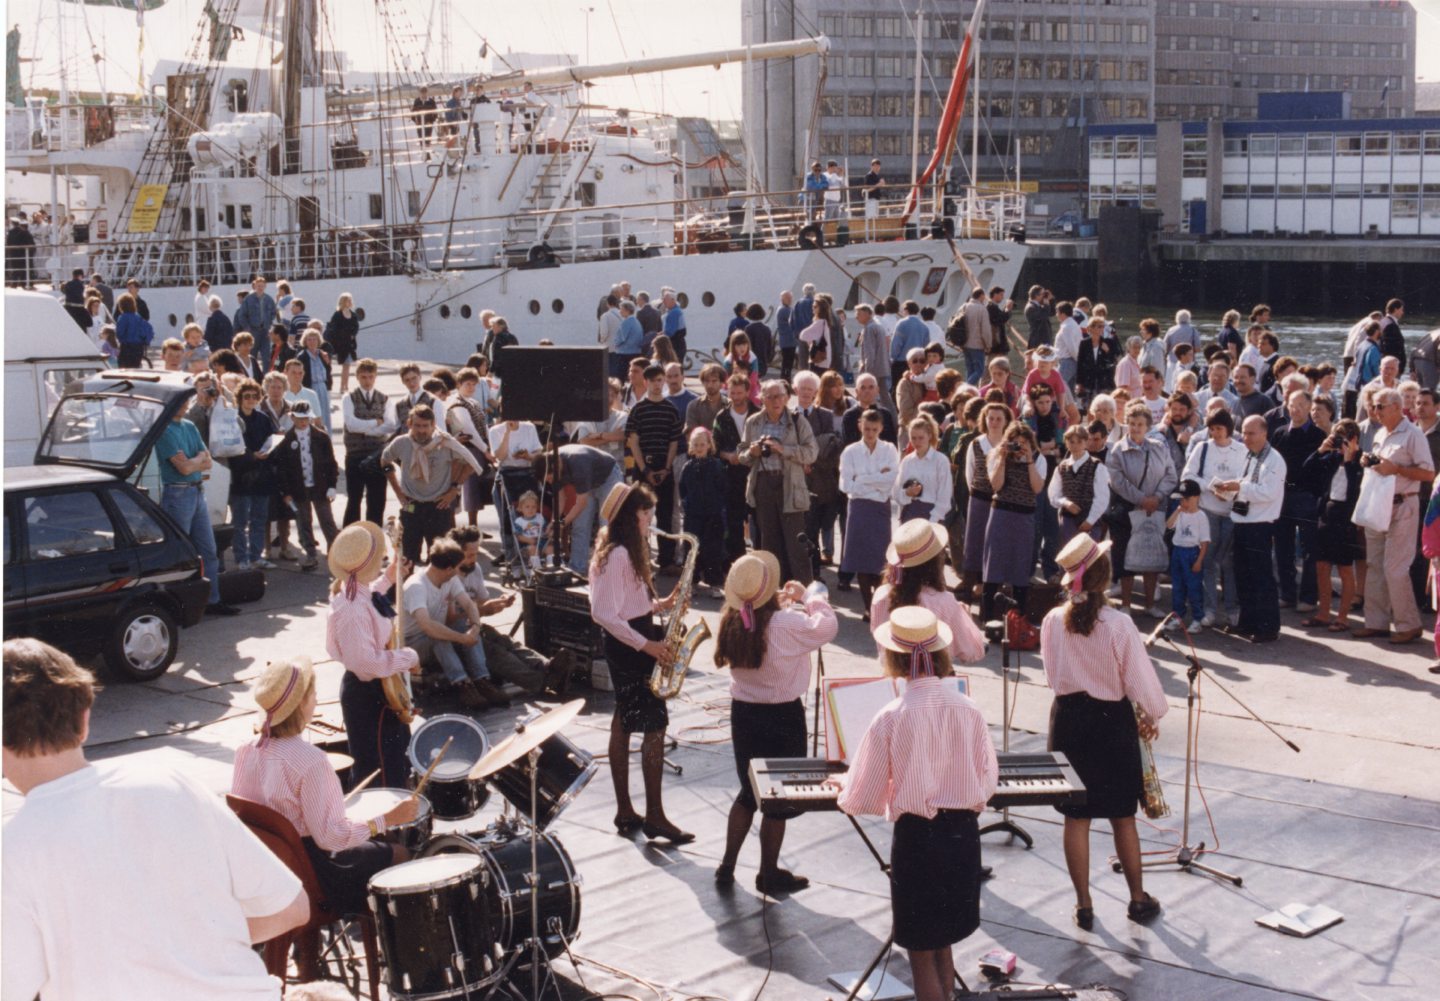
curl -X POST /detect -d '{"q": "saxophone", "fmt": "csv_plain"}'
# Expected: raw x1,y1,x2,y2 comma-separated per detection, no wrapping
649,530,711,699
1135,705,1170,819
383,517,415,724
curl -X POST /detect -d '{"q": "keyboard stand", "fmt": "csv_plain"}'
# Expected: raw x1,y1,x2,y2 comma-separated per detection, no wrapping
838,814,969,1001
979,624,1033,849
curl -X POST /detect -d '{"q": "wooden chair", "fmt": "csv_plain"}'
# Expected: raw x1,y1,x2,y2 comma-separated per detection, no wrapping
226,794,382,999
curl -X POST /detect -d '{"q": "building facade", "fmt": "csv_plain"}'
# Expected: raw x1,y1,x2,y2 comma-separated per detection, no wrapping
1154,0,1415,122
1087,115,1440,236
744,0,1416,218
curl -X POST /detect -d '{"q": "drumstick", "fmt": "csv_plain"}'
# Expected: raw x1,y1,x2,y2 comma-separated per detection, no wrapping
342,768,382,803
410,736,454,802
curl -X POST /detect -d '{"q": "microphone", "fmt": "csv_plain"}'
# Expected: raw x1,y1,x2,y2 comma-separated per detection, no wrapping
991,591,1019,612
1143,612,1175,648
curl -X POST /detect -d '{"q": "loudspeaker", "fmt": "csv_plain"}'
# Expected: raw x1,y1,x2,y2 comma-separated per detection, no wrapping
218,568,266,604
500,347,608,423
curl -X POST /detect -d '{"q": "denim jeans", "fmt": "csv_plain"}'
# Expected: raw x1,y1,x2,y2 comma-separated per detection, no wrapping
1202,511,1239,621
253,329,271,373
413,633,491,685
230,493,269,566
1170,545,1205,621
1058,358,1078,390
162,483,220,604
569,465,623,574
963,348,987,386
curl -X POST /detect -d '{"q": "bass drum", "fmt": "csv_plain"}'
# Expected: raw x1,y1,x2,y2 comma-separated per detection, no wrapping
421,826,581,959
367,854,502,999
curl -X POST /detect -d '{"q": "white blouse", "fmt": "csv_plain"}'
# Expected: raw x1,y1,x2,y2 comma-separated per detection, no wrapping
840,439,901,505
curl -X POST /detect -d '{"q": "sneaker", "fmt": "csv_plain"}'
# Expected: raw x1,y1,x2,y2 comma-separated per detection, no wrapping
1144,605,1166,619
254,558,277,570
300,551,319,571
1187,619,1205,633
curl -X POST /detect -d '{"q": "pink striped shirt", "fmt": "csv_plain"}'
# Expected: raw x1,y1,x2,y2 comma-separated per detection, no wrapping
231,737,380,852
589,546,661,650
325,578,419,682
728,598,838,704
1039,606,1169,721
869,586,987,664
837,677,998,820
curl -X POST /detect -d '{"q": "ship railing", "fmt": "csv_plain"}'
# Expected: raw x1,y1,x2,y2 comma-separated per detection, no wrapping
87,183,1025,291
4,102,158,156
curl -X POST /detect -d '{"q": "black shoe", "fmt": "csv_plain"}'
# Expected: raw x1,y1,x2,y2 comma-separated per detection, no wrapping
641,821,695,845
755,869,809,895
1074,905,1094,931
1127,893,1161,923
1249,632,1280,644
543,649,574,696
206,603,241,617
979,865,994,882
714,862,736,887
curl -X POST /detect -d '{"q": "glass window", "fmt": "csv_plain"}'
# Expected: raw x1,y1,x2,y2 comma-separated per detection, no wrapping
24,491,116,560
37,395,166,468
1019,95,1042,118
1307,133,1333,155
239,205,253,229
1090,137,1115,159
848,95,873,116
1046,95,1070,117
1128,60,1149,81
1276,136,1304,156
1278,184,1303,199
1363,183,1390,197
819,15,845,36
1364,133,1390,156
848,133,873,155
1249,135,1275,157
1223,137,1247,156
109,489,167,546
1425,133,1440,154
848,15,873,37
1046,57,1069,79
1222,184,1246,197
876,134,904,155
876,95,904,117
1115,137,1140,159
1046,21,1069,42
1141,138,1156,158
1394,133,1420,154
876,56,902,77
1020,57,1043,80
1129,23,1149,43
1306,183,1331,196
876,16,902,38
1336,135,1363,156
990,57,1015,79
820,95,845,117
368,193,383,220
848,55,873,77
1125,98,1147,119
988,19,1015,42
42,368,96,406
819,133,846,156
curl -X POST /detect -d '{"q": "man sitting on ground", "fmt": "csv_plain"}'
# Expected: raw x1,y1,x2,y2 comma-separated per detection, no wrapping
401,538,511,709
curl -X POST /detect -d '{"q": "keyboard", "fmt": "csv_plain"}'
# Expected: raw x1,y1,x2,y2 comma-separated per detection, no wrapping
749,752,1086,813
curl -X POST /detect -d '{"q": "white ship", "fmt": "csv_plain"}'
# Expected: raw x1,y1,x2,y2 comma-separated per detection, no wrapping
8,0,1027,368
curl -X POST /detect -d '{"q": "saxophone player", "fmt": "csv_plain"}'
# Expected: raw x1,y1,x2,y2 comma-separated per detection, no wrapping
589,482,692,844
1040,535,1169,932
712,553,836,894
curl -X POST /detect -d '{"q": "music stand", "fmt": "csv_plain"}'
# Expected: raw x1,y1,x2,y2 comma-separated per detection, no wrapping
979,617,1032,849
1121,630,1299,887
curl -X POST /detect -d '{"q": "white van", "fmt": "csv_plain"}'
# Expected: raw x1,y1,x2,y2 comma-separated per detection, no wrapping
3,291,231,542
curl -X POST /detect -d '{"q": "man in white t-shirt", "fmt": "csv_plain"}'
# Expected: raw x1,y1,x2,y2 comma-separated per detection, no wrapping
402,538,511,708
2,639,308,1001
823,160,846,220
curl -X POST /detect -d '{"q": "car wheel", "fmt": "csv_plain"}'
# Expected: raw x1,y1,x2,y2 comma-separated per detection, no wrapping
104,603,178,681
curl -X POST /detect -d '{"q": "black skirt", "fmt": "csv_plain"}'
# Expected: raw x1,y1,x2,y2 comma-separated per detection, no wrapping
890,810,982,951
731,698,807,817
1048,691,1142,820
302,836,395,915
1313,499,1361,566
604,616,668,734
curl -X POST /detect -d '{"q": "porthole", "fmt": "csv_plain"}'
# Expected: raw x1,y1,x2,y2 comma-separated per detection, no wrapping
552,299,564,314
677,292,689,309
701,291,715,307
167,313,178,328
355,307,366,322
529,299,541,315
439,304,452,319
460,304,472,319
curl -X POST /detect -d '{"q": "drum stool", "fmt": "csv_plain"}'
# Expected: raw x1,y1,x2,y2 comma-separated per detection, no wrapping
226,794,382,999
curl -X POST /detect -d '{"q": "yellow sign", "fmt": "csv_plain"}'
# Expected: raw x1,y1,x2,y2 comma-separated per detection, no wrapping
975,181,1040,194
127,184,168,233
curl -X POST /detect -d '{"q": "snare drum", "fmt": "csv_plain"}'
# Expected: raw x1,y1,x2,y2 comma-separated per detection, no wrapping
489,732,597,829
368,854,503,998
345,788,433,853
421,827,582,959
408,714,492,820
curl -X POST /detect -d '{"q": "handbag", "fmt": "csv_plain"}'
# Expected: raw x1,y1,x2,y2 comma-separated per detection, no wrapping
208,402,245,459
1125,509,1169,573
1353,468,1397,533
1006,608,1039,651
1105,449,1148,527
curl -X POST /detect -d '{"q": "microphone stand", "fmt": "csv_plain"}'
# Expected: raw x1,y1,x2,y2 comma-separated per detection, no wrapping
797,532,828,757
979,602,1033,849
1129,630,1301,887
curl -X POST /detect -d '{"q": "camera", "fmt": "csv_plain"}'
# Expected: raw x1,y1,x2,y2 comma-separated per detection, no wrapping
902,477,922,492
759,439,773,459
1006,441,1023,455
204,385,219,399
1360,451,1381,469
1231,499,1250,516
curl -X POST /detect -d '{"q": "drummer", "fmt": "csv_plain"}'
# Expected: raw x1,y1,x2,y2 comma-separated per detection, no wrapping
232,657,418,915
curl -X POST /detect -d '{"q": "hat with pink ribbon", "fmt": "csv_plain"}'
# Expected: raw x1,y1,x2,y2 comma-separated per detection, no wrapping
1057,534,1113,598
884,520,949,587
723,551,781,632
874,606,953,679
252,657,314,746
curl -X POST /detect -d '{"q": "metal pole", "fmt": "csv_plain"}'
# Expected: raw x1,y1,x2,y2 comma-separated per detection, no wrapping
910,12,923,196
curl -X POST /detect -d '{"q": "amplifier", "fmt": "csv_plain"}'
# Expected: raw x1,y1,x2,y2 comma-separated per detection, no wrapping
521,585,603,671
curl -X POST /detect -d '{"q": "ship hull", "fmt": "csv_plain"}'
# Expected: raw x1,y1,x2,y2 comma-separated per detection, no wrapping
141,236,1027,368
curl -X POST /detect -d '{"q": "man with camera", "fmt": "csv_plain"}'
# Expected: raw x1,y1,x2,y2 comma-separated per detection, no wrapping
1214,415,1287,643
740,380,818,585
1353,388,1434,644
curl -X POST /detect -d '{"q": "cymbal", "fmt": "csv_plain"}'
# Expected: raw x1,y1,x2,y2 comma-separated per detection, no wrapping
327,751,355,773
468,699,584,780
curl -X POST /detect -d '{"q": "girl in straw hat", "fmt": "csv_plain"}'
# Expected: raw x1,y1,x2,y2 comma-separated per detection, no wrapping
870,520,986,663
835,606,997,1001
232,657,417,914
325,520,421,789
712,552,837,894
588,481,691,844
1041,534,1168,931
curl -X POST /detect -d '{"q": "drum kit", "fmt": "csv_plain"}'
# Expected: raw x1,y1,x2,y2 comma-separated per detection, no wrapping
361,700,598,1000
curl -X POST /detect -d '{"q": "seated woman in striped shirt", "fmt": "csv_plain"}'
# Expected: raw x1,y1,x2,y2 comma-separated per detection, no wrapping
588,481,690,845
835,607,998,1001
1041,534,1169,932
713,552,837,895
870,519,986,664
232,657,417,915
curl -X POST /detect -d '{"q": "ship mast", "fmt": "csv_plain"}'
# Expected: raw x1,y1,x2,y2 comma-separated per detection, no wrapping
281,0,319,175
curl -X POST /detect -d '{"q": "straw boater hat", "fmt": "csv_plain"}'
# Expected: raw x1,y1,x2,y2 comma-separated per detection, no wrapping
1056,534,1112,596
252,657,314,745
873,606,953,678
328,520,388,597
599,480,638,523
723,551,782,630
885,520,948,584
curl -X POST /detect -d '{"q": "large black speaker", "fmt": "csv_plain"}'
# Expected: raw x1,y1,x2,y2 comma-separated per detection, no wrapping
500,347,608,423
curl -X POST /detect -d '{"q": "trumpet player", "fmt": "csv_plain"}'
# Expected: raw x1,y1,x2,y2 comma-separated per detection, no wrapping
1040,535,1169,932
589,481,691,845
712,553,836,895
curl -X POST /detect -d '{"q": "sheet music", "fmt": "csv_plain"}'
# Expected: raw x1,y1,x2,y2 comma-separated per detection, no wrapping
822,675,971,761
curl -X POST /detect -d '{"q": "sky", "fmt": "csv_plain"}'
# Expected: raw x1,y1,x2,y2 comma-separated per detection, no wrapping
7,0,1439,117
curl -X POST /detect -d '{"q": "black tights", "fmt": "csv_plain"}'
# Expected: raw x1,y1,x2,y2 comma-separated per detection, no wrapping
857,573,882,617
980,583,1029,625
